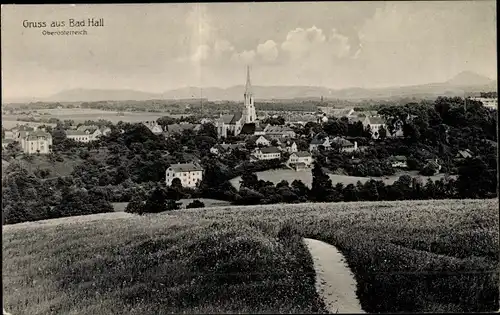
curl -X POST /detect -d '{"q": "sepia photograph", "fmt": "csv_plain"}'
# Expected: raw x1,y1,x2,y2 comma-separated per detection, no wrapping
1,2,498,314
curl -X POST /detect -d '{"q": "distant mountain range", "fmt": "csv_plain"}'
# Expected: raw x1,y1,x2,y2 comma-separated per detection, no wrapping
5,71,497,104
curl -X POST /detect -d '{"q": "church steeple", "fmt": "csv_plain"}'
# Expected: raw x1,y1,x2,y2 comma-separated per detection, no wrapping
245,65,252,96
243,65,256,124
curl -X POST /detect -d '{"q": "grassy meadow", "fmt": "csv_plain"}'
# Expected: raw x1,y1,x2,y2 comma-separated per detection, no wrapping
3,199,498,314
229,168,454,189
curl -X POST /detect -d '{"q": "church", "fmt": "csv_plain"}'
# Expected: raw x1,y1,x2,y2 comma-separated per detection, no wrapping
216,66,258,138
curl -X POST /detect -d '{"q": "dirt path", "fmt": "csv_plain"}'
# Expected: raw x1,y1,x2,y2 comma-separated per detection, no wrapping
304,238,365,314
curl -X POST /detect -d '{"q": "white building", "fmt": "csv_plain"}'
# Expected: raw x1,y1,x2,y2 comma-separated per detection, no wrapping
251,146,281,161
390,155,408,168
142,121,164,135
255,135,272,146
365,116,386,139
330,137,358,153
66,130,91,143
471,97,498,109
284,141,298,153
287,151,313,168
20,131,53,154
263,125,296,139
309,136,331,152
165,163,204,188
77,125,112,140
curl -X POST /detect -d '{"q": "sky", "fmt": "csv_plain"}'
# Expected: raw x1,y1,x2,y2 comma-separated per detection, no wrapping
1,1,497,100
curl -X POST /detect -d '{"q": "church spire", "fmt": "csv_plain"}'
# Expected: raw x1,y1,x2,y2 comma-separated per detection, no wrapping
245,65,252,95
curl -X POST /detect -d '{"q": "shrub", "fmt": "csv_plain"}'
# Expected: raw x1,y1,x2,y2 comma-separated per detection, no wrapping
186,200,205,209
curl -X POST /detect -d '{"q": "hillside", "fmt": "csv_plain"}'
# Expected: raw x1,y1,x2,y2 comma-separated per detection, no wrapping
3,199,498,314
19,71,496,103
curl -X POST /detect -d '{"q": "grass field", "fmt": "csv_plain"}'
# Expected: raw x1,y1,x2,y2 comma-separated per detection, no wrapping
229,169,455,189
3,109,189,125
3,199,498,314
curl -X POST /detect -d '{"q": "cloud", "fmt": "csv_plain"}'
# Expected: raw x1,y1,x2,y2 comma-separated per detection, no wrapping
256,40,279,62
214,39,235,56
231,50,256,64
329,29,351,58
281,26,326,60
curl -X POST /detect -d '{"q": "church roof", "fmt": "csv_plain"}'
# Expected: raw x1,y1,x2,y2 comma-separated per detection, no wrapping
220,114,235,124
240,123,256,135
245,65,252,95
229,111,243,124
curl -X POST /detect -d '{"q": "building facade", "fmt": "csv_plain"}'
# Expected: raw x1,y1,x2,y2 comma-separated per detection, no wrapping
287,151,313,167
66,130,91,143
251,146,281,161
20,131,53,154
165,163,204,188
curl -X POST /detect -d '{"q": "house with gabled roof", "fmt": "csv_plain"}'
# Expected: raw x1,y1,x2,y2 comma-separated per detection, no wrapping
66,130,91,143
424,158,442,174
330,136,358,153
455,149,473,160
165,163,204,188
263,125,296,139
278,140,298,153
252,146,281,161
255,135,272,147
365,116,387,139
287,151,313,170
309,136,331,152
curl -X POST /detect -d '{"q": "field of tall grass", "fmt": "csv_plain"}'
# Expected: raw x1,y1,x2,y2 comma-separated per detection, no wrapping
3,199,498,314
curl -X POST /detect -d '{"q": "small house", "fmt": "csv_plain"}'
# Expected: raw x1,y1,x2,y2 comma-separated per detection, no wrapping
252,146,281,161
287,151,313,169
389,155,408,168
309,136,331,152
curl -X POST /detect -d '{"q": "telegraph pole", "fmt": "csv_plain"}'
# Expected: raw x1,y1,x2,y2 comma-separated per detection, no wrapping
200,88,203,116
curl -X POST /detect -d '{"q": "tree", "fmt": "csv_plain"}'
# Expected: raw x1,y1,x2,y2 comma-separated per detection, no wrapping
157,116,177,129
51,127,67,146
198,123,218,139
5,142,22,160
240,172,259,190
143,187,168,213
420,163,438,176
456,157,496,198
310,162,334,201
291,179,310,200
186,200,205,209
171,178,182,189
378,125,387,140
166,199,182,210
